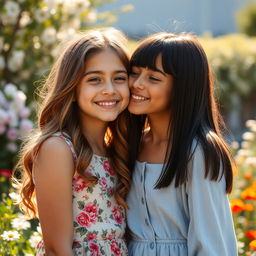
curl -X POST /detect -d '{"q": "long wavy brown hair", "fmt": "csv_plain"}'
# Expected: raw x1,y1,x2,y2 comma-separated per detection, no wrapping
15,28,131,218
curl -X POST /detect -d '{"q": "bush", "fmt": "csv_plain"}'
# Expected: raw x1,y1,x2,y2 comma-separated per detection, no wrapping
236,2,256,36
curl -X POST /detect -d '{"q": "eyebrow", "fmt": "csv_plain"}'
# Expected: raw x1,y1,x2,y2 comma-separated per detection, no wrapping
84,70,127,76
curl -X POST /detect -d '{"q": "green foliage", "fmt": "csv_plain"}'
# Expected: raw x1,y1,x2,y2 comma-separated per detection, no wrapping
237,2,256,36
200,34,256,109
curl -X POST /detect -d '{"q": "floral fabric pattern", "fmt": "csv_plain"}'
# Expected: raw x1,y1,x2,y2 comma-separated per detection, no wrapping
36,133,127,256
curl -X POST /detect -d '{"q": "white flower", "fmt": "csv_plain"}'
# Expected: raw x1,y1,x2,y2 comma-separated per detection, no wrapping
13,90,27,106
41,27,57,45
242,131,254,141
0,37,3,52
20,12,31,27
11,217,31,230
29,232,42,248
0,91,7,107
1,1,20,25
36,225,42,234
9,192,21,201
245,157,256,167
4,83,17,97
230,141,239,150
6,142,18,152
34,7,51,23
0,109,9,125
85,9,97,24
1,230,20,241
245,119,256,128
20,119,33,135
0,55,5,70
241,141,250,149
8,50,25,72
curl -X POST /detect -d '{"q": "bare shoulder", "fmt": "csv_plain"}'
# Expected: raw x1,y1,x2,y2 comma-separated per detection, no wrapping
34,136,75,179
37,136,73,160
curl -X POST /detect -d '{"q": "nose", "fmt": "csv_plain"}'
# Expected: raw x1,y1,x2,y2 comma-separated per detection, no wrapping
130,74,144,90
102,79,115,95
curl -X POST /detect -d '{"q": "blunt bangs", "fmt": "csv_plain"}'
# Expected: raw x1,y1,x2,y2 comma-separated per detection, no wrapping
130,40,176,76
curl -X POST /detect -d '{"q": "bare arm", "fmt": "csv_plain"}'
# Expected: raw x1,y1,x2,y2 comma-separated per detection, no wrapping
33,137,75,256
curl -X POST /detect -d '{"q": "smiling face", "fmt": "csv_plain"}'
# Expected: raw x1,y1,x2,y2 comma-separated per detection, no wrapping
128,55,173,116
76,48,129,124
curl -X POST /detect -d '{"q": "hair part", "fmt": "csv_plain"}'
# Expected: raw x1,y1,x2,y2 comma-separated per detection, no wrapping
129,32,236,193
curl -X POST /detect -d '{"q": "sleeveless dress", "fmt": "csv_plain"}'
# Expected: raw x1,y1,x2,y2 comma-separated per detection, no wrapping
35,132,128,256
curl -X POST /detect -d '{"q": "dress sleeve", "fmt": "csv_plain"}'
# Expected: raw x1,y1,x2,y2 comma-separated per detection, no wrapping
185,145,238,256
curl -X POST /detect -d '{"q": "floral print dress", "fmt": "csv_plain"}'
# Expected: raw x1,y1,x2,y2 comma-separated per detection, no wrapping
36,132,128,256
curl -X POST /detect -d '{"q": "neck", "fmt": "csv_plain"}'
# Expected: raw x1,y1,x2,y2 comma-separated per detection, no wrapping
147,111,171,144
80,115,108,156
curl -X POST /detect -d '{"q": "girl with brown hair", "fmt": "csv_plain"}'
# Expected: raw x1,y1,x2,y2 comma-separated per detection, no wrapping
16,28,130,256
126,32,238,255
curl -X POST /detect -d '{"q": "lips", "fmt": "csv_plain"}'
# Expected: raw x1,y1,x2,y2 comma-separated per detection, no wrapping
94,99,120,109
130,93,149,102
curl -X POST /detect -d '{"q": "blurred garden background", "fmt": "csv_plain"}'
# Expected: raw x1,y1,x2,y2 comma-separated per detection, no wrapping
0,0,256,255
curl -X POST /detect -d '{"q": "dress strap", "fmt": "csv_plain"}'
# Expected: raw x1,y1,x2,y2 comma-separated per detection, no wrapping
52,132,78,163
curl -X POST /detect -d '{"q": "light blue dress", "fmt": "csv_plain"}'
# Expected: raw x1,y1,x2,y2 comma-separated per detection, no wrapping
126,144,237,256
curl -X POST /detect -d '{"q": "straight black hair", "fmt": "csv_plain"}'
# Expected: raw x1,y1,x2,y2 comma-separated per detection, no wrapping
128,32,236,193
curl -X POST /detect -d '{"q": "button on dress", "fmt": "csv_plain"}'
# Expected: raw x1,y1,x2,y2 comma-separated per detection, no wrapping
126,144,237,256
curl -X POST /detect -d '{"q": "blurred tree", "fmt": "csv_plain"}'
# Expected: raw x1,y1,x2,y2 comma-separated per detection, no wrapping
237,1,256,36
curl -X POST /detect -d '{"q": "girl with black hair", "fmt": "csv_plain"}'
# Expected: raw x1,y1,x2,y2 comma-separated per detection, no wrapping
126,33,237,256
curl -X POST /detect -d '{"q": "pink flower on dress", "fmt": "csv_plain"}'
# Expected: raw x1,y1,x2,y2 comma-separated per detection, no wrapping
86,233,97,241
76,212,91,227
112,207,124,225
73,175,88,192
110,240,121,256
103,160,115,176
84,202,98,219
99,177,108,190
106,233,116,240
89,242,101,256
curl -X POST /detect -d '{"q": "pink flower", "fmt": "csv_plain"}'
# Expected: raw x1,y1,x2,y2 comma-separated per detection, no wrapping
84,202,98,219
112,207,124,225
0,169,12,179
110,240,121,256
89,242,100,256
103,160,115,176
86,233,97,241
99,177,108,190
73,175,88,192
7,128,19,140
20,119,33,134
76,212,91,227
106,233,116,240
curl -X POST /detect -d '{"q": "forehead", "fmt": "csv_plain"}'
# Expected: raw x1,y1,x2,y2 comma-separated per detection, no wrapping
84,48,126,71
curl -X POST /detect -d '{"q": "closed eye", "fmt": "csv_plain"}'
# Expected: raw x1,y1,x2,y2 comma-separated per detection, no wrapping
149,76,161,82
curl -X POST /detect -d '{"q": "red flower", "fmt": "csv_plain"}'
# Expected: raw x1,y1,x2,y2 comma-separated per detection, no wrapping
0,169,12,179
84,202,98,219
246,230,256,239
103,160,115,176
112,207,124,225
87,233,97,241
99,177,108,190
106,233,115,240
73,175,88,192
89,242,100,256
76,212,91,227
110,240,121,256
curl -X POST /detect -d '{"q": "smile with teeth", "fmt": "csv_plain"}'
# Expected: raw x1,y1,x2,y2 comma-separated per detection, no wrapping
131,94,149,102
95,100,119,108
